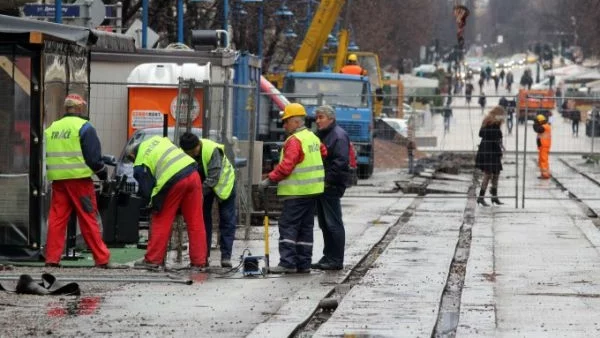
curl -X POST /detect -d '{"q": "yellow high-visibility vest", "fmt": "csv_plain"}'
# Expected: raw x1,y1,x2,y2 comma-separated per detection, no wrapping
45,116,94,181
134,136,196,198
277,128,325,196
200,139,235,200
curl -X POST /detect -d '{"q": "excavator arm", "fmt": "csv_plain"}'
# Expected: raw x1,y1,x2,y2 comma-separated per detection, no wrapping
290,0,346,73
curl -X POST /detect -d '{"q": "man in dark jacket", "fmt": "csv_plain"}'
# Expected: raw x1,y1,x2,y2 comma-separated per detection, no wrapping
312,105,351,270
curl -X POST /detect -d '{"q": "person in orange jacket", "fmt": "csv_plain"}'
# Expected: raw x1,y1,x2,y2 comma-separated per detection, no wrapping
533,114,552,179
341,54,367,76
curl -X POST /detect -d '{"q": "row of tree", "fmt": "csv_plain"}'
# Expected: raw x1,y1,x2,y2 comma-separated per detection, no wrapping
10,1,600,67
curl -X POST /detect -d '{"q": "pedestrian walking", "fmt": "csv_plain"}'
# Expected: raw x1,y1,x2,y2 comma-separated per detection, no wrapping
499,69,505,85
407,140,416,174
260,103,326,274
478,92,487,115
179,132,236,268
475,106,506,206
493,75,500,93
506,71,514,93
312,105,351,271
442,104,453,132
128,136,207,270
465,82,474,104
478,76,484,93
571,109,581,137
533,114,552,179
44,94,111,268
506,99,516,135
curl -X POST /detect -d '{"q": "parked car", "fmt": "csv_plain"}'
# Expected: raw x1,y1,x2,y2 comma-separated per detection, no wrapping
113,127,211,192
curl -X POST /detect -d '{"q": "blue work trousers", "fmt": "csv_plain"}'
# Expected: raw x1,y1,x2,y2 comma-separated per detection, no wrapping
204,185,236,260
278,197,317,270
316,186,345,266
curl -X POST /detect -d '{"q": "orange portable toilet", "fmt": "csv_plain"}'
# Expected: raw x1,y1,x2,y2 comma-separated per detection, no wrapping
126,63,211,138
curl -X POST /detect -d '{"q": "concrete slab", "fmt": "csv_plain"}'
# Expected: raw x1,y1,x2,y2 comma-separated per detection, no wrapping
314,197,469,337
248,197,414,338
459,156,600,336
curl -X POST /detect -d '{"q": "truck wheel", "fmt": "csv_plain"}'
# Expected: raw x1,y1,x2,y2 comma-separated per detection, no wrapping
357,163,374,179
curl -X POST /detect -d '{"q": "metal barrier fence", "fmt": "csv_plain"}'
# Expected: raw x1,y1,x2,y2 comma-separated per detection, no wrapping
265,85,600,205
88,77,600,225
89,79,258,226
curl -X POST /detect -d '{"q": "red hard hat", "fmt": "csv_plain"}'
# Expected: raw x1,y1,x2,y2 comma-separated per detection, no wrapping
64,93,87,107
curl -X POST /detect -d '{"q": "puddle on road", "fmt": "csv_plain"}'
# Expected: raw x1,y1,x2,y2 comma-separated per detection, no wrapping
47,296,102,317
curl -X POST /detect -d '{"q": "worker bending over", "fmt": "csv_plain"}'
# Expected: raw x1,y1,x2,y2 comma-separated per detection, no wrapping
128,136,207,270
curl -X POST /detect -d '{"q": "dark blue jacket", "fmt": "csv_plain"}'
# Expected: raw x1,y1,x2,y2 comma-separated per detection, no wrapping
64,113,104,173
316,122,351,187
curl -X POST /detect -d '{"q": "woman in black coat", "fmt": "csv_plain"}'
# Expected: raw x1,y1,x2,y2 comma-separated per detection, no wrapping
475,106,506,206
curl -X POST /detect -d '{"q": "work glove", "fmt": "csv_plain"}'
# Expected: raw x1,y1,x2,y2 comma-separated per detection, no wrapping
258,178,273,195
96,167,108,181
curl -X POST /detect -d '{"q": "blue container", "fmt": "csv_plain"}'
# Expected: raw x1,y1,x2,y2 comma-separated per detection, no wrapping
232,53,261,140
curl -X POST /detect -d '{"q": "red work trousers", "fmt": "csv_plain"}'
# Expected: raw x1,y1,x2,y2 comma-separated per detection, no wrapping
145,171,207,266
538,147,550,178
46,178,110,265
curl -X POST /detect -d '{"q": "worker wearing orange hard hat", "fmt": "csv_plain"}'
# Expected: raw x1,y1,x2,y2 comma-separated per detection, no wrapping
259,103,327,274
533,113,552,179
341,54,367,76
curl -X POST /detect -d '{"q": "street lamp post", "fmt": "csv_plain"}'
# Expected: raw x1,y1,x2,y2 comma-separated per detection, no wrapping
241,0,264,58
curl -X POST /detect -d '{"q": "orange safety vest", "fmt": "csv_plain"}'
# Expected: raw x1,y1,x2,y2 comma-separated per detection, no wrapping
537,123,551,148
341,64,367,76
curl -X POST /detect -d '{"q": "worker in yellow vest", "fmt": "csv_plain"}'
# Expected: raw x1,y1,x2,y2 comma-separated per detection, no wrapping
127,136,207,270
259,103,327,274
180,132,236,268
44,94,111,268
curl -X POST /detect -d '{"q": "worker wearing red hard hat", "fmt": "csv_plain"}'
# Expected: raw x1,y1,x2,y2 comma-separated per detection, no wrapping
533,114,552,179
341,54,367,76
44,93,111,268
259,103,327,274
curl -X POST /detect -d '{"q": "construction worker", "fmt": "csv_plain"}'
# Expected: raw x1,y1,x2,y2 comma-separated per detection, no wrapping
533,114,552,179
44,94,111,268
312,105,351,271
128,136,207,270
179,132,236,268
341,54,367,76
259,103,326,274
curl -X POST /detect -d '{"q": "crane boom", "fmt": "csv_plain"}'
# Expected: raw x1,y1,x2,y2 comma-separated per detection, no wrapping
290,0,345,72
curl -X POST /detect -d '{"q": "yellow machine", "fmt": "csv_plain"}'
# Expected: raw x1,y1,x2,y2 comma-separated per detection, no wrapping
266,0,346,87
266,0,384,95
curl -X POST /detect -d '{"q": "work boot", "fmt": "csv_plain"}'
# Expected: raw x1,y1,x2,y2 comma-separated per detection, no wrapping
133,259,161,271
311,262,343,271
268,265,296,274
296,268,311,274
44,263,61,268
221,259,232,268
490,188,504,205
310,257,328,269
95,262,128,269
477,189,489,207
